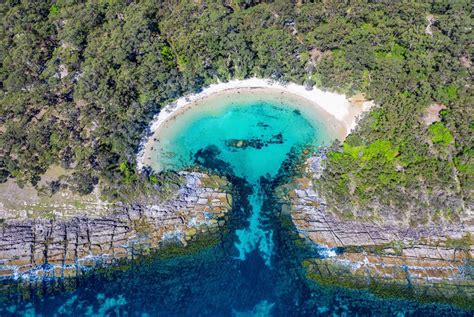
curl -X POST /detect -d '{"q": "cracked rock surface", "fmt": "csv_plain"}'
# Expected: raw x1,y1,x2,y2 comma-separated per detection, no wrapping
279,153,474,306
0,172,232,279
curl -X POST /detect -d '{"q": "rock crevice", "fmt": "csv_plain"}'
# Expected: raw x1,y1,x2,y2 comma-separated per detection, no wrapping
280,153,473,308
0,172,233,279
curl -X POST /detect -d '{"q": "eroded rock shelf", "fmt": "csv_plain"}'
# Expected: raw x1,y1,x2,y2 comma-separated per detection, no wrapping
0,172,232,279
279,153,473,308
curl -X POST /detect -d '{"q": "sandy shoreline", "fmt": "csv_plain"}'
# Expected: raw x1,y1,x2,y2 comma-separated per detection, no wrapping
137,78,373,170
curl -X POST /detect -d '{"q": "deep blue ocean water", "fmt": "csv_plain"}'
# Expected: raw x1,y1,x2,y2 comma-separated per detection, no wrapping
0,95,470,316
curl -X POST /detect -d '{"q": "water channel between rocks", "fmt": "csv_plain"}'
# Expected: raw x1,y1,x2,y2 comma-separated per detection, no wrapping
1,90,470,316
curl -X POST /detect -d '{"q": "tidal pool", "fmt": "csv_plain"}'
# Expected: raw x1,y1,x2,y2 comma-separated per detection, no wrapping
0,90,470,316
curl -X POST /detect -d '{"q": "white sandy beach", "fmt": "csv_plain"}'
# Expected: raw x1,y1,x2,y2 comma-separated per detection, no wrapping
137,78,373,170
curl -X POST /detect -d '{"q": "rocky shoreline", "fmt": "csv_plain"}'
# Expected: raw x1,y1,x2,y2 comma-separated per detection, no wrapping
278,152,474,309
0,172,232,280
1,153,472,309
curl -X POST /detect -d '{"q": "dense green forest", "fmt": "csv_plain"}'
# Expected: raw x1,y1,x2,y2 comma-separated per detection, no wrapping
0,1,472,222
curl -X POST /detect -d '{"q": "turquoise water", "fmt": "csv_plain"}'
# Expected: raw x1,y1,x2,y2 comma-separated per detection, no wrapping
152,99,329,266
154,99,329,180
0,93,471,316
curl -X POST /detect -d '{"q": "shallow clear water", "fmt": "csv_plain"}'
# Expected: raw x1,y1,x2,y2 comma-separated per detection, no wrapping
153,100,328,266
1,95,470,316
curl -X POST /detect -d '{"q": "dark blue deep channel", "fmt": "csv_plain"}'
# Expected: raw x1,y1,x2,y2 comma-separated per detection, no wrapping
0,96,471,316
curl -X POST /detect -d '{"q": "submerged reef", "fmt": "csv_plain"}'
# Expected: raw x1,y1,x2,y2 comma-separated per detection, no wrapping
225,133,284,150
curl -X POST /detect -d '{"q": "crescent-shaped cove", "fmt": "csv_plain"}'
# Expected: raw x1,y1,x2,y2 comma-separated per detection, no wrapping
143,87,342,265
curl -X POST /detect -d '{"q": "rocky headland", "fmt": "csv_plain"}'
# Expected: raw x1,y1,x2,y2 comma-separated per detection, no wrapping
277,152,474,309
0,172,232,280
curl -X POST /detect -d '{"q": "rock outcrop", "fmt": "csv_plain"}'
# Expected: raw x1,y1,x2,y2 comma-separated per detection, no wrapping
0,172,232,280
279,153,474,308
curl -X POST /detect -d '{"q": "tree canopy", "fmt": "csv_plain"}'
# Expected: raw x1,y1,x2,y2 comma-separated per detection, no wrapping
0,1,472,221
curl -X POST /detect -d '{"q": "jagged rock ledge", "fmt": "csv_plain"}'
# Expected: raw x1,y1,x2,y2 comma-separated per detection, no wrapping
277,152,474,309
0,172,232,280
